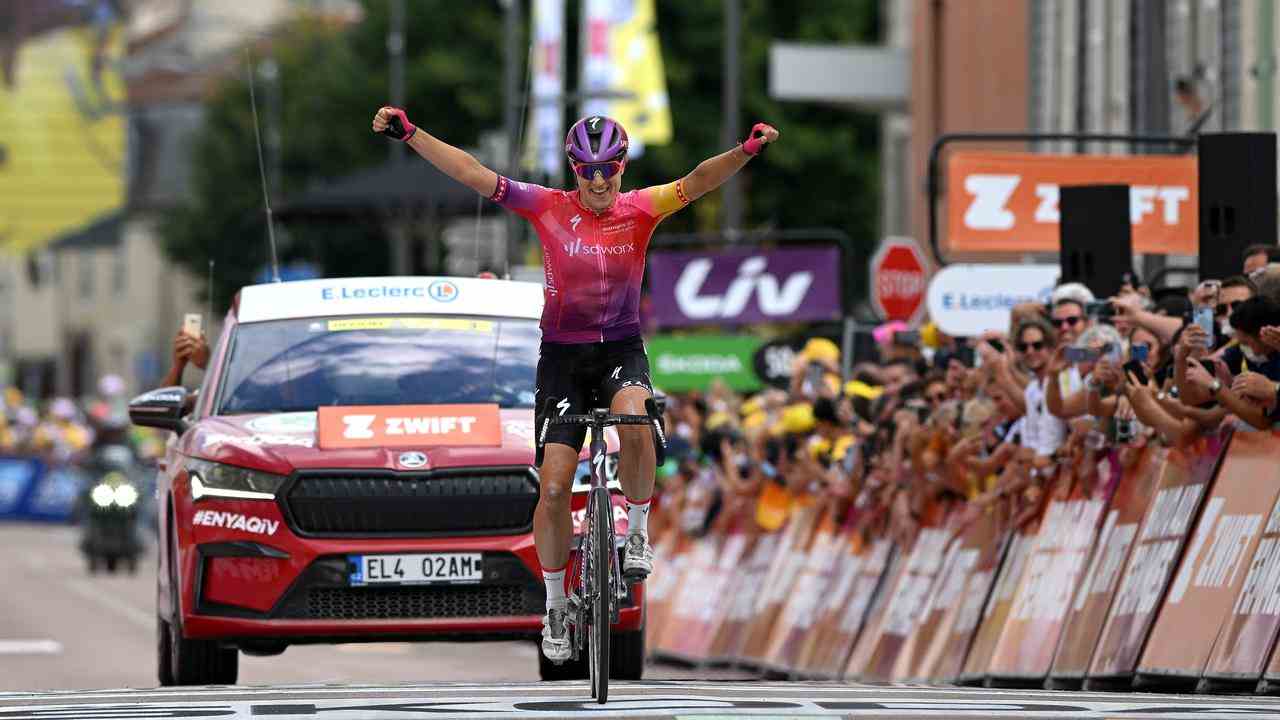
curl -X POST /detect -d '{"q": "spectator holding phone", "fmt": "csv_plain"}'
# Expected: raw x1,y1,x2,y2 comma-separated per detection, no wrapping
160,324,210,388
1012,317,1065,465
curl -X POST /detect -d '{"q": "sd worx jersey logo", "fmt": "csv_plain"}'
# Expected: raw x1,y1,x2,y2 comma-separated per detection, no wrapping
562,238,636,257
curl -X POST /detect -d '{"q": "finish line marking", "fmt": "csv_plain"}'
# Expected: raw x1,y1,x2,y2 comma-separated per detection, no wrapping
0,639,61,655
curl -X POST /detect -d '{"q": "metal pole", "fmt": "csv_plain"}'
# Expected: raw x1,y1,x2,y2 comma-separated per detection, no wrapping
503,0,522,276
720,0,743,236
388,0,411,275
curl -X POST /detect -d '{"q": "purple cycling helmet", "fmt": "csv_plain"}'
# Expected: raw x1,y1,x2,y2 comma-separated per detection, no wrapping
565,115,629,165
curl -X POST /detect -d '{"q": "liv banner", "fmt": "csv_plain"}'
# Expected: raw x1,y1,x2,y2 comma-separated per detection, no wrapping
647,246,842,328
647,335,762,392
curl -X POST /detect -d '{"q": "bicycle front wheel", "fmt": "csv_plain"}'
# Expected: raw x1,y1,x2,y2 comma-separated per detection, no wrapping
588,487,612,703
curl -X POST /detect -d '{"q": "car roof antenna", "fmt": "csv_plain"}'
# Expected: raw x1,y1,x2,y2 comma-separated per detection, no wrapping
246,49,281,283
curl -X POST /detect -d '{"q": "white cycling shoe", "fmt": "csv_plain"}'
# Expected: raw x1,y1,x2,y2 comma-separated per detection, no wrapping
622,533,654,581
541,607,572,663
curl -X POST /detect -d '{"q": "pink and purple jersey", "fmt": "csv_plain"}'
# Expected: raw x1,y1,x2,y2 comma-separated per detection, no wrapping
489,176,689,344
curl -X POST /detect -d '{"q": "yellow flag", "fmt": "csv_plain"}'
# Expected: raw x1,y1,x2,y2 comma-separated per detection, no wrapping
581,0,672,151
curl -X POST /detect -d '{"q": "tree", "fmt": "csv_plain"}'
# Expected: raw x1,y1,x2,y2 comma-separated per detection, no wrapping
160,2,507,308
162,0,880,307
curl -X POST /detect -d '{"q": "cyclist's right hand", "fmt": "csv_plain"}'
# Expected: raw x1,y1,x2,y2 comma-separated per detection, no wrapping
372,106,417,141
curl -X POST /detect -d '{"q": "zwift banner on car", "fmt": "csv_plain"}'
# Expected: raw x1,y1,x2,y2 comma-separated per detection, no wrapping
646,246,842,328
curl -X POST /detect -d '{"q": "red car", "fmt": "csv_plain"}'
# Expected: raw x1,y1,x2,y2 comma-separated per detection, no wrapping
130,276,644,685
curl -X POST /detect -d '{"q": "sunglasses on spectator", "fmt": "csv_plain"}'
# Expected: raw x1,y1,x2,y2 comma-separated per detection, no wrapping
571,160,625,180
926,391,948,403
1215,300,1242,317
1053,315,1083,328
1017,340,1047,352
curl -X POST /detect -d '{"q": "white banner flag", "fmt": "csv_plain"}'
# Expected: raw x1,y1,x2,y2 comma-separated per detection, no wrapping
526,0,565,177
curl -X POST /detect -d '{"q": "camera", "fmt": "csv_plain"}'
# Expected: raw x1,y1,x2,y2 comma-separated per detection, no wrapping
1085,300,1116,320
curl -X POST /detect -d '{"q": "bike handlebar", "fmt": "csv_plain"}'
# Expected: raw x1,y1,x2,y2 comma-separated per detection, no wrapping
538,397,667,466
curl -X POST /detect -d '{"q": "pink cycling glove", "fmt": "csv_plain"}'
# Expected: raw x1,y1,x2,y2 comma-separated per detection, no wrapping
741,122,774,156
380,107,417,142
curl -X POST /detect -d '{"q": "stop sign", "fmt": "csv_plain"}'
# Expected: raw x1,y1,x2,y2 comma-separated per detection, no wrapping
869,237,929,322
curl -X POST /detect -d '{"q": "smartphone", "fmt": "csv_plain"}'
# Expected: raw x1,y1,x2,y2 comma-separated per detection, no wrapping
1104,342,1123,363
1199,358,1218,375
183,313,203,338
1130,343,1150,363
805,362,825,393
1123,359,1149,387
1085,300,1116,319
894,330,921,346
1064,346,1099,364
987,339,1006,354
1193,306,1215,346
955,345,976,368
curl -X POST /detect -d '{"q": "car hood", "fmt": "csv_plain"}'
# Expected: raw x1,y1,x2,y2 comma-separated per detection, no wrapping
182,410,618,474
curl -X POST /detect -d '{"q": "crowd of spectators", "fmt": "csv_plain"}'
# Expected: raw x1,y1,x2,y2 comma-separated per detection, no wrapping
649,245,1280,544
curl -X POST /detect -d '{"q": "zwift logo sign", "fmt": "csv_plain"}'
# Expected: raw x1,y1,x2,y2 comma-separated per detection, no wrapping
647,247,842,328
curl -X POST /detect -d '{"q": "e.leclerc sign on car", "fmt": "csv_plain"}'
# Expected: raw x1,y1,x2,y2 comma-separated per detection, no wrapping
646,246,842,328
925,263,1058,337
647,335,763,392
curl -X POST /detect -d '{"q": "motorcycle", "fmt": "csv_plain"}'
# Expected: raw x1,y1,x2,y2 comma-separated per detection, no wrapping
78,444,145,574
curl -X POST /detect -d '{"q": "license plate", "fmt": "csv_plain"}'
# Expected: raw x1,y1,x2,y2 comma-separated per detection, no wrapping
349,553,483,586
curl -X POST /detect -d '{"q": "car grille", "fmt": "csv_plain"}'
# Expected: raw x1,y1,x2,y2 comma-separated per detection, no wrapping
283,469,538,536
303,585,528,620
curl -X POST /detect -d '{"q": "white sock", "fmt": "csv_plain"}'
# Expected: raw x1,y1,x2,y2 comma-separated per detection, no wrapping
625,496,651,538
542,567,566,610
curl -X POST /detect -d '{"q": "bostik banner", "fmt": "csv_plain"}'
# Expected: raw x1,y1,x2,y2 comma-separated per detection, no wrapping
830,538,895,679
1086,432,1226,687
715,526,780,664
959,524,1038,684
764,508,842,673
1050,447,1165,686
655,526,725,661
858,509,954,681
987,467,1118,682
644,529,689,655
794,513,866,677
916,508,1009,681
1139,431,1280,688
739,500,823,668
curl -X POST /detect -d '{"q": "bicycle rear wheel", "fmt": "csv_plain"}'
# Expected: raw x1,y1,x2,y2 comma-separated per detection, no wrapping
588,487,612,703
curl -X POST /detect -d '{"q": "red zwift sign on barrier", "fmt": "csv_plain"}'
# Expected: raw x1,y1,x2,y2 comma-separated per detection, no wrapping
1139,430,1280,689
1050,448,1165,686
1085,432,1226,687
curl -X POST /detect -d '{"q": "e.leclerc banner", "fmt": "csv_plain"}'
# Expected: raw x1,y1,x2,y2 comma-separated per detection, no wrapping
646,246,842,328
647,335,763,392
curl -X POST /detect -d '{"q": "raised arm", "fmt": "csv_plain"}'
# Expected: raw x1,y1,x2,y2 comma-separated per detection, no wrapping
372,107,498,197
679,122,778,202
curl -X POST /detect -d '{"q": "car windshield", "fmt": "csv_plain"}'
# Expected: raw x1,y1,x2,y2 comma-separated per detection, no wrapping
216,316,540,414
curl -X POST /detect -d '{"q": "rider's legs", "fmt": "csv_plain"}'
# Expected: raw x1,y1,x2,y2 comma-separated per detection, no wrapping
534,443,578,583
534,442,578,662
610,385,656,530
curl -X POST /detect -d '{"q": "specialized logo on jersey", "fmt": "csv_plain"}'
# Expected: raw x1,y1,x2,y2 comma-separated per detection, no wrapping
611,366,622,380
570,214,582,232
556,398,571,416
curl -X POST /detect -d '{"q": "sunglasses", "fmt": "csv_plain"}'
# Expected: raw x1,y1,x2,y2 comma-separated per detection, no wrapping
926,392,948,404
1017,340,1047,352
1053,315,1083,328
1215,300,1242,317
571,160,625,180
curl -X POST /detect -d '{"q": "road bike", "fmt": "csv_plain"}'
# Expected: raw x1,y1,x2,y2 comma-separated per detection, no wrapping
541,398,665,703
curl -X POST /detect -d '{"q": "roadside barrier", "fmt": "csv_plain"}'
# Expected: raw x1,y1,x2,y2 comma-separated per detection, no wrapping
645,428,1280,694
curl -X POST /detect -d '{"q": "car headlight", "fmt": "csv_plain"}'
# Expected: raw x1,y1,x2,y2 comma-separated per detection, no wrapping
113,484,139,508
187,458,286,501
91,484,116,508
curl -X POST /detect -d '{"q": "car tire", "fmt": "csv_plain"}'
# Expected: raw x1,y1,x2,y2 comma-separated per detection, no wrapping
538,644,588,681
610,626,644,680
157,618,176,687
168,615,238,685
106,556,118,573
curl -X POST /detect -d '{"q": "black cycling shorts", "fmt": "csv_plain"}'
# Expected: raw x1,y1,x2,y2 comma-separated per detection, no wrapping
535,334,652,462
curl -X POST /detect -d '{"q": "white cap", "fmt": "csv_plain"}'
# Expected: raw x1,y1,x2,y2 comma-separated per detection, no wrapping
1052,282,1095,309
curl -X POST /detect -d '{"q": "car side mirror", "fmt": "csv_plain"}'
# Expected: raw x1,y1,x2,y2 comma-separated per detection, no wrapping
128,386,190,435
